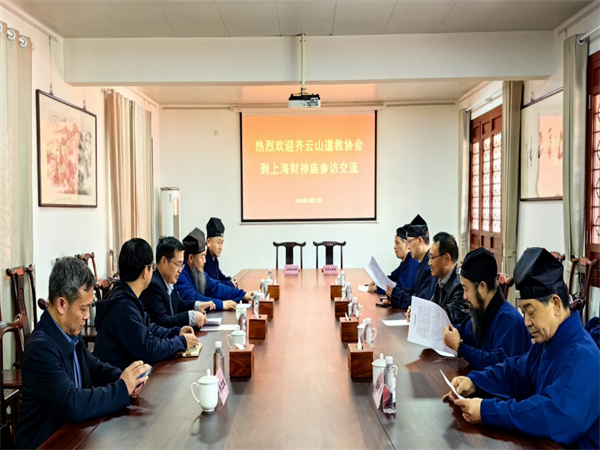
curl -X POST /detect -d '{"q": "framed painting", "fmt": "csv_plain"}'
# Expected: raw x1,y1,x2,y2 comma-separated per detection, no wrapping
36,90,97,207
520,89,563,201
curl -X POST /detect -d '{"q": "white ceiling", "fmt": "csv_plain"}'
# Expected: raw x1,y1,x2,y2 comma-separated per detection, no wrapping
5,0,595,106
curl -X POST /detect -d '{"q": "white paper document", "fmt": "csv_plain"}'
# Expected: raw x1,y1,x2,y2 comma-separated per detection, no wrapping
407,296,457,356
440,370,465,400
202,324,238,332
205,317,222,326
358,284,369,292
365,257,396,291
382,319,409,327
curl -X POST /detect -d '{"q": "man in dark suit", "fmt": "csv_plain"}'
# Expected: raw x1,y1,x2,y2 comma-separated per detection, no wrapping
17,258,151,449
141,236,211,328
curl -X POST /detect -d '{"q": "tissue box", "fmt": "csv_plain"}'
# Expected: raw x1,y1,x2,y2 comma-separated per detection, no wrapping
347,343,373,379
230,344,255,377
248,315,268,339
330,284,342,300
334,299,350,317
339,317,358,342
259,299,274,319
267,284,280,300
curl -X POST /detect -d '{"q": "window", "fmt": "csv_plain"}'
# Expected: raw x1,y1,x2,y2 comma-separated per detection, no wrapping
586,50,600,286
470,105,503,268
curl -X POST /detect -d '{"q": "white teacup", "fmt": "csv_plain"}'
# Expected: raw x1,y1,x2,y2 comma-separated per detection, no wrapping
191,369,219,412
372,353,386,386
226,326,246,349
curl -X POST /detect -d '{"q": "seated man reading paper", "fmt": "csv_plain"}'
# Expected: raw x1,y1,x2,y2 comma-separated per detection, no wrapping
444,247,600,449
442,247,531,370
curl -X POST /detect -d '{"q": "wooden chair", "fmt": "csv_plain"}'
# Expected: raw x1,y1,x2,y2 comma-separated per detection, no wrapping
5,266,34,355
313,241,346,268
568,257,598,324
75,252,98,280
497,273,515,299
1,315,22,449
273,242,306,270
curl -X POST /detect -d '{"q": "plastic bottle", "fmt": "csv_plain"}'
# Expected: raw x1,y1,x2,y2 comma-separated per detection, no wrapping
213,341,225,375
267,268,272,281
382,356,397,414
340,270,346,286
364,318,373,349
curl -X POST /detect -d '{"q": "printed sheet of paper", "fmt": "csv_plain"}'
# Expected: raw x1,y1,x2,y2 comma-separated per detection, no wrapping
205,317,222,327
358,284,369,292
407,296,457,356
365,257,396,290
202,324,239,332
382,319,409,327
440,370,464,400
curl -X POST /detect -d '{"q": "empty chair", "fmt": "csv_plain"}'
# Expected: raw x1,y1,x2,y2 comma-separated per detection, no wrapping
1,315,22,448
5,266,34,349
497,273,515,300
273,242,306,270
313,241,346,269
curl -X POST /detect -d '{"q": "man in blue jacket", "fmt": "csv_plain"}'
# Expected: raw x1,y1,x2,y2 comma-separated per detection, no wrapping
141,236,213,329
442,247,531,370
445,247,599,449
94,238,199,370
368,224,418,294
177,227,251,311
204,217,238,288
17,257,151,449
383,214,437,309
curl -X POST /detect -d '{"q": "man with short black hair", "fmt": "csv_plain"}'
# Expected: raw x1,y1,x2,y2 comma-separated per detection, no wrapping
445,247,599,449
205,217,238,288
17,258,151,449
177,228,251,311
442,247,531,369
368,224,418,294
428,232,469,323
384,214,437,309
140,236,213,329
94,238,199,370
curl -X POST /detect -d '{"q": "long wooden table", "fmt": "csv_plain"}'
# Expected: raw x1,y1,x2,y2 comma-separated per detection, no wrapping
41,269,559,449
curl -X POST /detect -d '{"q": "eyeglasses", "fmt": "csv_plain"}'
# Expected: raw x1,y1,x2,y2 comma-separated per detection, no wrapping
169,259,184,269
147,262,157,271
429,252,447,261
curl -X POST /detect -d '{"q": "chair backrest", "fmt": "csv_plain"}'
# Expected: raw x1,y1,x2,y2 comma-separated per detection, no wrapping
313,241,346,268
497,273,515,300
273,242,306,270
5,266,34,344
568,257,598,323
75,252,98,281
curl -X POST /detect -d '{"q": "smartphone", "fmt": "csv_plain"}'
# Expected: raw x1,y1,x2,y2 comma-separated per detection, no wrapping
138,366,152,379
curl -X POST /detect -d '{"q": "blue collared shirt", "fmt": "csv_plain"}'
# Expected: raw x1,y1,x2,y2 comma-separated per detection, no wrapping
49,313,82,389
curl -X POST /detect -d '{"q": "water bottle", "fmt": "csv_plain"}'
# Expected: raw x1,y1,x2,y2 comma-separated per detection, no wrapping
364,318,373,349
340,270,346,286
213,341,225,375
382,356,397,414
267,268,272,281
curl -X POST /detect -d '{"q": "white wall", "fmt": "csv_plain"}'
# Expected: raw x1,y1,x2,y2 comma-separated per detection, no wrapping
0,6,161,307
159,105,458,275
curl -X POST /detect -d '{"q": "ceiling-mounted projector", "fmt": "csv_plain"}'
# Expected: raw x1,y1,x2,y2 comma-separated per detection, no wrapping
288,93,321,108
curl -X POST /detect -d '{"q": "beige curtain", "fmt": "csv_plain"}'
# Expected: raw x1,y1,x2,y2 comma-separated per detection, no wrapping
458,108,471,263
105,90,154,263
0,22,33,368
563,35,588,272
501,81,523,302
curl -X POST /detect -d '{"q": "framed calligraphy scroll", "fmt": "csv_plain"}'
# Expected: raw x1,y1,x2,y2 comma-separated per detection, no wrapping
520,89,563,201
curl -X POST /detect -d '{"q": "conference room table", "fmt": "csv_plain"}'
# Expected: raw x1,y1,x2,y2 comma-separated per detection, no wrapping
41,269,559,449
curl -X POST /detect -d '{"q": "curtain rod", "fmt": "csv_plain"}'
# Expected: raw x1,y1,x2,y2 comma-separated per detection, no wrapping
578,25,600,44
1,2,58,43
522,87,563,109
465,90,502,112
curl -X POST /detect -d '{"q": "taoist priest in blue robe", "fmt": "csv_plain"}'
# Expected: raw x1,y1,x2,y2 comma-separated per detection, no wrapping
204,217,238,288
177,227,251,311
442,247,531,370
444,247,599,449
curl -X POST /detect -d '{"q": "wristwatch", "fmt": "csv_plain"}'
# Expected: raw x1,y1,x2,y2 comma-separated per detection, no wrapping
457,339,464,357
